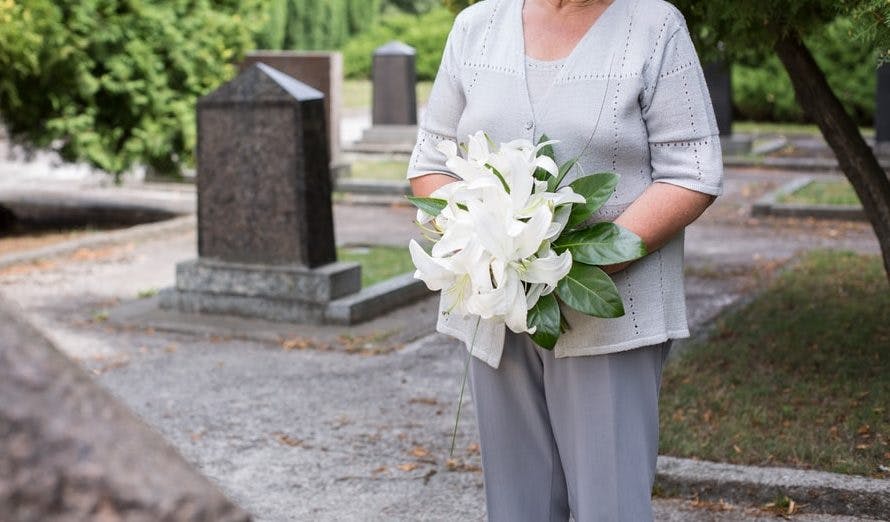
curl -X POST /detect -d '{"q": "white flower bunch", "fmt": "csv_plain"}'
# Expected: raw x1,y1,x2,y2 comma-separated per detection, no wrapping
409,131,584,334
409,131,647,350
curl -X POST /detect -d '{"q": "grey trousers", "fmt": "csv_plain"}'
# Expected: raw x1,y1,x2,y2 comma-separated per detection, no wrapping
468,331,672,522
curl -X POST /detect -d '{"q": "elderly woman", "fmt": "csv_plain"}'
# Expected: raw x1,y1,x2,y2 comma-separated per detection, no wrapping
407,0,723,520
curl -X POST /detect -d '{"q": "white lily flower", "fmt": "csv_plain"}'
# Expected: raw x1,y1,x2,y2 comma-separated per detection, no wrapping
409,239,454,291
519,250,573,285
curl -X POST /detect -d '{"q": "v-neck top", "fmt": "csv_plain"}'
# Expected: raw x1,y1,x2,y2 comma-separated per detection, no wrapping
525,54,568,118
407,0,724,369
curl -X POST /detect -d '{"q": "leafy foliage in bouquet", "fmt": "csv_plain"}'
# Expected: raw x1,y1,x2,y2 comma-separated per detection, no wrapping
408,131,647,351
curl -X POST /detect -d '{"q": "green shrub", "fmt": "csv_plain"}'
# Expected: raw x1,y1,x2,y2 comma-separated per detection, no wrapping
342,7,454,80
0,0,263,180
732,17,877,124
254,0,380,51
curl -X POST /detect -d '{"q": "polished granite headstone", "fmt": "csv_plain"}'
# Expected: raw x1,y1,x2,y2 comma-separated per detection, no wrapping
241,52,343,166
354,41,419,153
160,63,361,323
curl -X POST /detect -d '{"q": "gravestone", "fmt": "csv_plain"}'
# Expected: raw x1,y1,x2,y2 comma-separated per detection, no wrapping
159,63,361,323
703,59,751,155
0,297,251,521
875,62,890,156
241,52,344,171
353,41,419,153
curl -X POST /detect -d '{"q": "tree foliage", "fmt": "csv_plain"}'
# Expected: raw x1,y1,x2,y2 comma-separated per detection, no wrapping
256,0,380,51
442,0,478,15
0,0,263,179
672,0,888,65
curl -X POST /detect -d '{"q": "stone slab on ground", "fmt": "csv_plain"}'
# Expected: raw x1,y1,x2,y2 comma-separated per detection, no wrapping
752,176,866,222
658,457,890,520
0,297,251,522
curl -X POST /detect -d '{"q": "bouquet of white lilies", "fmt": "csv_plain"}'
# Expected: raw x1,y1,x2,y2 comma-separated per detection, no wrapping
409,131,647,351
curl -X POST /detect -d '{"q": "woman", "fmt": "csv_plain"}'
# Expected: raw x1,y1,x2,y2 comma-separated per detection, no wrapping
407,0,723,520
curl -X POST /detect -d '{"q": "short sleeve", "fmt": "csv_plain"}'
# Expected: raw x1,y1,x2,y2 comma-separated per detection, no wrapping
640,11,723,196
406,17,467,180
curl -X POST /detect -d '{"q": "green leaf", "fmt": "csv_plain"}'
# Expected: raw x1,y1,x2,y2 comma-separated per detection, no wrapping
556,262,624,318
406,196,447,217
536,133,555,161
534,133,555,182
527,293,561,350
484,163,511,193
565,173,619,229
553,222,647,265
549,157,578,191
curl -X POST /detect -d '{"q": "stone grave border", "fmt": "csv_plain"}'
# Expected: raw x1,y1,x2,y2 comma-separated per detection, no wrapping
751,175,866,222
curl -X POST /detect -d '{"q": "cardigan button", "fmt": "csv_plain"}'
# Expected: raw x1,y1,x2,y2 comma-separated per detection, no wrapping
524,121,534,130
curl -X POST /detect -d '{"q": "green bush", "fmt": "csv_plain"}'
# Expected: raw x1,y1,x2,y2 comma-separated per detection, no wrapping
732,17,877,124
255,0,380,51
0,0,262,180
341,7,454,80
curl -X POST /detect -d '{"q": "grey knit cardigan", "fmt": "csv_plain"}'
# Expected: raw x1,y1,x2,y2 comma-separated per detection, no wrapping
406,0,724,368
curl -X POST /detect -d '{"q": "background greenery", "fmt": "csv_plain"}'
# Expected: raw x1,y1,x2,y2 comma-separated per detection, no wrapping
0,0,886,178
0,0,263,179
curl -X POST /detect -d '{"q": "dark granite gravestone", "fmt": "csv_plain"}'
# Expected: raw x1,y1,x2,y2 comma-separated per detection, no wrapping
159,63,361,323
0,297,251,521
197,63,336,267
703,60,732,136
353,41,419,153
241,52,343,167
875,62,890,156
372,41,417,126
703,58,751,155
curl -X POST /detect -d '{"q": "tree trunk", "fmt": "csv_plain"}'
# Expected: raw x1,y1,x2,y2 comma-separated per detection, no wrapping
774,30,890,280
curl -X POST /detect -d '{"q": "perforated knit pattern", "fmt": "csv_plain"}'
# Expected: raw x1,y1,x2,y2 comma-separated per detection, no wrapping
407,0,723,369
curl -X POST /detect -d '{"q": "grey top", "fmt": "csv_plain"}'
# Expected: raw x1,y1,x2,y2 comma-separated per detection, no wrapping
407,0,724,368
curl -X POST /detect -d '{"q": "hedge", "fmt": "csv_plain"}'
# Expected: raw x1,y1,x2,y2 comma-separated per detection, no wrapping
0,0,262,179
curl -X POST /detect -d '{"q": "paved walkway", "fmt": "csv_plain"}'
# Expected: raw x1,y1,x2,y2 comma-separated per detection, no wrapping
0,134,882,520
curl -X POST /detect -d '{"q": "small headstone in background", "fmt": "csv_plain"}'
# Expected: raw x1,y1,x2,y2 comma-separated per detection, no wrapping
703,59,752,155
372,41,418,126
241,52,345,174
351,41,419,154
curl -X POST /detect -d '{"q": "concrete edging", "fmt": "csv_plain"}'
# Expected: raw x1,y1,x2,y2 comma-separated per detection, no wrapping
656,456,890,519
751,176,866,222
0,215,197,271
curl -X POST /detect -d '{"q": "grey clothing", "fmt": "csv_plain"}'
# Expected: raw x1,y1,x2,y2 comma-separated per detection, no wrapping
406,0,724,369
469,332,671,522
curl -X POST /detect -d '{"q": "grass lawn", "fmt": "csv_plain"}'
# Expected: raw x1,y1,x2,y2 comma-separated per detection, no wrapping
733,121,874,137
337,245,413,287
342,79,434,110
348,159,409,181
778,180,861,206
659,250,889,478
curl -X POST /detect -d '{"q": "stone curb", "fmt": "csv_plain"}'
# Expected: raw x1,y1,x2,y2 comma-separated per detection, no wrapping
326,272,429,324
725,155,890,173
751,176,866,222
655,456,890,519
0,215,196,270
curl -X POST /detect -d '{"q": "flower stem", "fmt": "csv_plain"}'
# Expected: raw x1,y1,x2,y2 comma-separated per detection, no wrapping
450,315,481,457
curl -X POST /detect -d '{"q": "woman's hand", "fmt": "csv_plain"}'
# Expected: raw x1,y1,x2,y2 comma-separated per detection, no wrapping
603,182,716,273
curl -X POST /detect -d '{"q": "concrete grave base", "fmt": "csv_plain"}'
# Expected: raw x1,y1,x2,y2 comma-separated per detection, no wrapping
349,124,418,154
720,133,754,156
159,258,430,325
